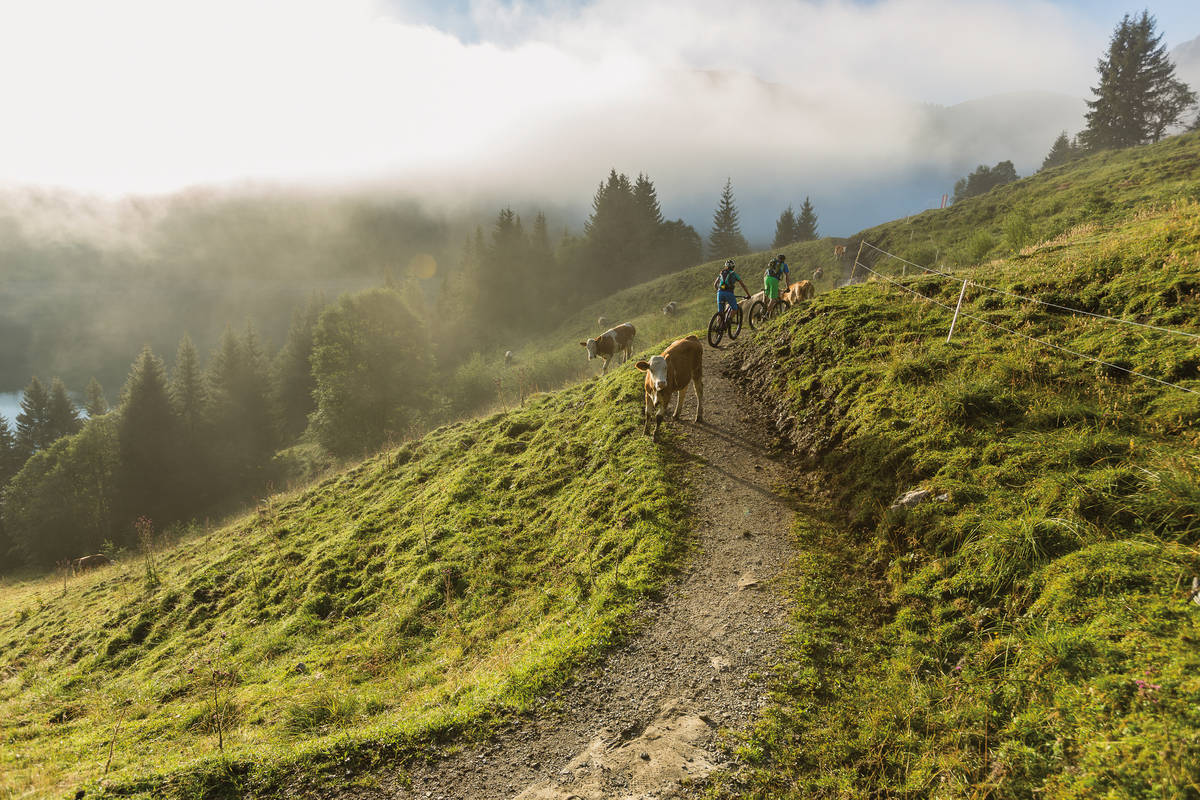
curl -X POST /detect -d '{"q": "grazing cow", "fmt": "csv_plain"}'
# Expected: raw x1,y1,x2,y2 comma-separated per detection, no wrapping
662,301,678,316
812,265,824,280
833,245,847,258
73,554,111,574
783,280,815,304
635,335,703,441
597,316,609,328
580,323,636,373
504,350,514,365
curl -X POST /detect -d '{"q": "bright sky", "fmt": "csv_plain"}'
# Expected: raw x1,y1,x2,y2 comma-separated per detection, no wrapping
0,0,1197,197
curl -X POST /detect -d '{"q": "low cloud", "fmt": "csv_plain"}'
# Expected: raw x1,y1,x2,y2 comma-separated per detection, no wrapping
0,0,1163,236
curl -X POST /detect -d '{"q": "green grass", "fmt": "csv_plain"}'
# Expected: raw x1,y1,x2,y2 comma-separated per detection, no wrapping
0,364,691,798
446,238,847,416
707,134,1200,798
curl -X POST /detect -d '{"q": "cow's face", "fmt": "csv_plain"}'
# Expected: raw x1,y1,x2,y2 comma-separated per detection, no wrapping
636,356,670,405
581,338,598,359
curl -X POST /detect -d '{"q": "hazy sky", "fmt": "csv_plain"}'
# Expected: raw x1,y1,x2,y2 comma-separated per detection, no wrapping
1,0,1198,234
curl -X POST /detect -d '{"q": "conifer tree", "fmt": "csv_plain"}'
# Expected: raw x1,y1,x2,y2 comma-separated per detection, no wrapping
117,346,176,525
84,377,108,417
796,197,819,242
1081,11,1197,150
708,178,750,258
170,334,207,436
1040,131,1081,170
0,415,20,486
772,205,798,248
47,378,81,442
633,173,665,230
15,376,51,456
273,297,324,440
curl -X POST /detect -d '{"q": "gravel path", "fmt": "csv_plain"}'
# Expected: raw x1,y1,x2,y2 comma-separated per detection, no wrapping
344,342,796,800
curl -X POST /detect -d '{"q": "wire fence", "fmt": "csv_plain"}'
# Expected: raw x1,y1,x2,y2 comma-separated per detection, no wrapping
849,242,1200,398
858,240,1200,340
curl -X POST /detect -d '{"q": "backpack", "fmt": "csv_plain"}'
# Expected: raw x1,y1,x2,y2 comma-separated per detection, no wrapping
715,269,734,292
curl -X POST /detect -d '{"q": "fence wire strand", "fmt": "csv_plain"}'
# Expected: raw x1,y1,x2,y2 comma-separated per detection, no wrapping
860,240,1200,340
851,260,1200,397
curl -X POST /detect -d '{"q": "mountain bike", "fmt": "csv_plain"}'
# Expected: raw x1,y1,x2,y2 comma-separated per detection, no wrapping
707,296,748,347
748,296,790,330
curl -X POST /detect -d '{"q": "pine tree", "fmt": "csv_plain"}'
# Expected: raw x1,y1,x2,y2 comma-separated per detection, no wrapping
47,378,82,441
1041,131,1081,170
708,178,750,258
84,377,108,417
795,197,819,242
273,297,324,440
0,415,20,486
117,346,176,525
15,377,51,456
772,206,798,248
1081,11,1197,150
953,161,1020,202
170,334,207,436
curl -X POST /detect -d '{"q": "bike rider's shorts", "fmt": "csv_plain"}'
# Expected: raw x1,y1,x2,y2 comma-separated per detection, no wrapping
764,275,780,300
717,291,737,313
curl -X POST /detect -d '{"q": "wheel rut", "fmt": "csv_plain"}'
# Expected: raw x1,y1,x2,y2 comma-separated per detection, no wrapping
343,343,796,800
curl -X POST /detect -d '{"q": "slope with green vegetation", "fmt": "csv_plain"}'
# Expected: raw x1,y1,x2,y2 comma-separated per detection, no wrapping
0,365,689,798
712,133,1200,797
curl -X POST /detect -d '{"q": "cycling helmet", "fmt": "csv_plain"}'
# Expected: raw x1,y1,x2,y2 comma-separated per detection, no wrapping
724,259,735,268
777,253,787,261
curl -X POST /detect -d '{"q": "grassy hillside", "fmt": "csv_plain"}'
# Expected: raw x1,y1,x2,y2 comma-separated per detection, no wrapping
711,135,1200,797
456,236,847,413
0,365,689,798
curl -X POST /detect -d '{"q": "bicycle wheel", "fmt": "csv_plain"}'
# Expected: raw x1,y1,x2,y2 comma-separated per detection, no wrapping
707,311,724,347
727,306,743,340
748,300,767,330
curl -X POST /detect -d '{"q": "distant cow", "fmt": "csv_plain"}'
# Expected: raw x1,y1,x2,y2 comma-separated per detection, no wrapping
580,323,636,373
833,245,847,258
504,350,514,365
635,335,703,441
783,280,815,304
662,301,678,316
812,266,824,280
72,554,111,574
597,316,609,328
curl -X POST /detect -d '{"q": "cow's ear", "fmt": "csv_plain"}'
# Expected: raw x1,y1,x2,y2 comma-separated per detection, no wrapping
635,361,650,371
579,342,587,347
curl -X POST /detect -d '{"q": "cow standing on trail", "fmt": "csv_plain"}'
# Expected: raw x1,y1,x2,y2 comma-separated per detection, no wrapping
635,335,703,441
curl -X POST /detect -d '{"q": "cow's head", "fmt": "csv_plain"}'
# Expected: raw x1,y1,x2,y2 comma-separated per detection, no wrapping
636,356,670,404
580,338,598,359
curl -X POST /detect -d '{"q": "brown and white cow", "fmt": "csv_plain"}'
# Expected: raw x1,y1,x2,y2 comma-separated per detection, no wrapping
635,335,703,441
783,280,815,304
72,553,112,574
580,323,636,373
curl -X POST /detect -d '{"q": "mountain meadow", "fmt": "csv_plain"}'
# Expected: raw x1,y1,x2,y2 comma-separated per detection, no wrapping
2,126,1200,799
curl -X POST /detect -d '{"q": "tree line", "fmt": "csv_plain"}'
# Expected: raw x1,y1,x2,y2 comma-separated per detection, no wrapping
0,170,824,572
953,11,1197,204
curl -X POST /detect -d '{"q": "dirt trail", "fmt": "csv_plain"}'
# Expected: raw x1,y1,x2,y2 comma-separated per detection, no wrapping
351,343,796,799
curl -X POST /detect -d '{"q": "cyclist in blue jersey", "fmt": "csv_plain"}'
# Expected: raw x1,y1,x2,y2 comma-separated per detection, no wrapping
714,259,750,322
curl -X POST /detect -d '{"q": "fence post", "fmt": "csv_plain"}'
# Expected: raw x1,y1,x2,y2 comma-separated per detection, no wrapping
850,240,865,283
946,280,968,343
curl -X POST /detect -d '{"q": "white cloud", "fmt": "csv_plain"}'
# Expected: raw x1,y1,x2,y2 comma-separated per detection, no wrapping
0,0,1120,232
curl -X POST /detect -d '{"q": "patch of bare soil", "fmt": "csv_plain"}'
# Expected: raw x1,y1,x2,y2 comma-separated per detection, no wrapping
341,343,796,799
